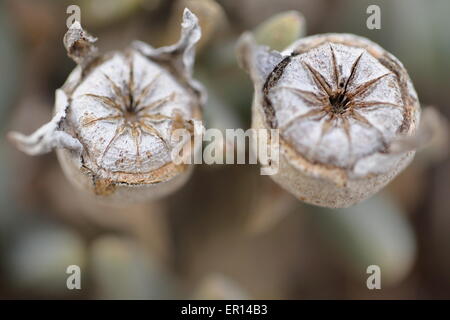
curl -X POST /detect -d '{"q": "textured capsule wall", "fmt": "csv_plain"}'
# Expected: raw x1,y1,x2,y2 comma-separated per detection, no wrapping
70,50,195,175
268,43,405,169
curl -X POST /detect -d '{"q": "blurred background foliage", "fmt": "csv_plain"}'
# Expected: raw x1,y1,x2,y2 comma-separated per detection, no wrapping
0,0,449,299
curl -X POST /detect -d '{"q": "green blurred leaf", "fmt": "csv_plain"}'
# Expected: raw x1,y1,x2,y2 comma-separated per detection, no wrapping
309,194,416,286
254,11,306,51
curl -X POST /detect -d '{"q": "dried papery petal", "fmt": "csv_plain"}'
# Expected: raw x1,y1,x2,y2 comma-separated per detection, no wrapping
8,91,82,156
239,32,424,208
237,32,283,89
8,9,204,204
63,21,98,68
389,106,448,155
133,8,206,104
164,0,228,52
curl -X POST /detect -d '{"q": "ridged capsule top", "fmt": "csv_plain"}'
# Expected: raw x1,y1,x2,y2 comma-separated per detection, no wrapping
263,34,419,174
69,50,197,177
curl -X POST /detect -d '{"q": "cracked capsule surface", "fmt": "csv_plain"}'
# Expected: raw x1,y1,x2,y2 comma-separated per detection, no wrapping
71,50,197,177
238,32,421,208
268,42,405,169
8,9,204,202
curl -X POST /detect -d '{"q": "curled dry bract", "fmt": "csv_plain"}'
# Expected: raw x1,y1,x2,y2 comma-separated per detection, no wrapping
237,33,421,208
9,9,205,203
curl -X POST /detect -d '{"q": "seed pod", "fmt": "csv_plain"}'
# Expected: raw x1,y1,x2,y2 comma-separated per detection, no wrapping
9,9,205,203
237,33,421,208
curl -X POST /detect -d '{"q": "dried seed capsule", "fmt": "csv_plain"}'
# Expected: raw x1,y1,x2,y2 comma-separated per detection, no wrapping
9,9,205,203
237,33,421,208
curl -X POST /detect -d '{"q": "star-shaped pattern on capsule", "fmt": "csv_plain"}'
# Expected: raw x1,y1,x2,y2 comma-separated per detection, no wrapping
80,54,179,166
275,44,403,156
